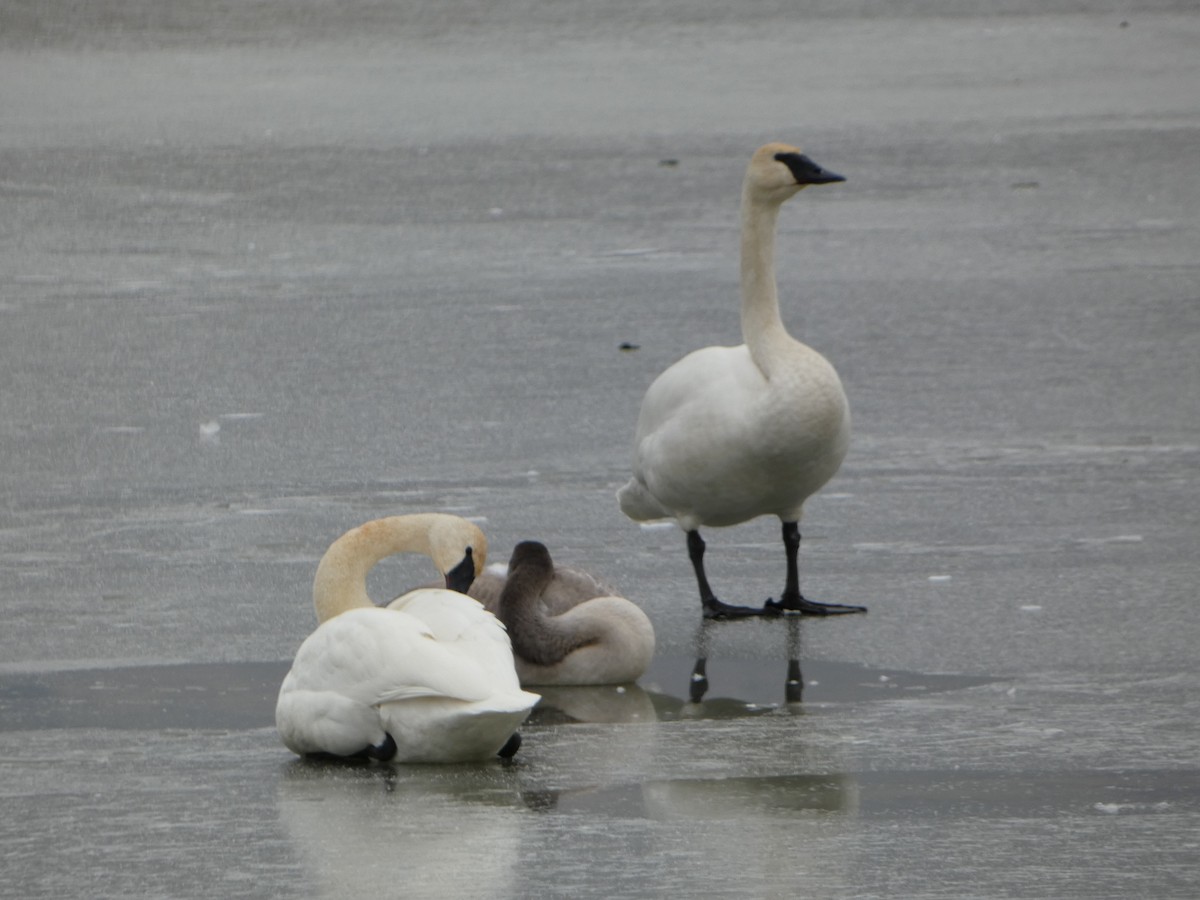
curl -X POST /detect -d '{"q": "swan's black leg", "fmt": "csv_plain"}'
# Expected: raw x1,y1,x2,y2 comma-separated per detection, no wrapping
785,618,805,702
764,522,867,616
687,530,762,619
497,732,522,759
365,732,398,761
689,657,710,703
785,658,804,703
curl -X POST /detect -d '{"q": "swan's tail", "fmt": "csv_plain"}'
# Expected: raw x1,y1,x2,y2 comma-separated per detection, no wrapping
380,691,540,763
616,478,673,523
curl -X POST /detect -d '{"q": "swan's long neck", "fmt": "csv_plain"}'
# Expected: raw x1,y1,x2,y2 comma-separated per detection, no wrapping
498,566,589,667
312,514,480,623
740,189,793,377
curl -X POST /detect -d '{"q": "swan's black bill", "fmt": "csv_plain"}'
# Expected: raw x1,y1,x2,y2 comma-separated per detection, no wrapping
774,152,845,185
444,547,476,594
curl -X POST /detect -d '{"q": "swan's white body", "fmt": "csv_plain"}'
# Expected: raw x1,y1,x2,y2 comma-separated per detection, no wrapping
490,543,656,687
617,341,847,531
275,515,539,763
618,143,861,618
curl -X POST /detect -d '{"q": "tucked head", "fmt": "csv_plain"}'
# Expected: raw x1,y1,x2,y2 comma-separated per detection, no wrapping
508,540,554,573
425,515,488,590
745,142,845,201
496,541,556,618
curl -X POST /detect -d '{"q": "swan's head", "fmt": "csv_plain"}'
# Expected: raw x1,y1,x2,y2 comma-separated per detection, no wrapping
427,516,488,592
745,142,844,202
508,541,554,573
497,541,556,613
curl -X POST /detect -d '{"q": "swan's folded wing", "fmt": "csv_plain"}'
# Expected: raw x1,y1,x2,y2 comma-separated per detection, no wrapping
286,609,487,700
544,567,622,614
387,588,505,642
275,685,386,757
387,589,524,685
368,635,507,705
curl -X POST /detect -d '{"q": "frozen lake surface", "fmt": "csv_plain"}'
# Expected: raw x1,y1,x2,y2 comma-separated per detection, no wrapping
2,0,1199,896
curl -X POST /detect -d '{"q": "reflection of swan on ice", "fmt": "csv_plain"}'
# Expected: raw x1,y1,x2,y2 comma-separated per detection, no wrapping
650,619,810,717
522,734,858,894
643,771,857,819
636,771,860,893
527,682,658,725
524,675,858,896
276,761,527,899
529,769,856,821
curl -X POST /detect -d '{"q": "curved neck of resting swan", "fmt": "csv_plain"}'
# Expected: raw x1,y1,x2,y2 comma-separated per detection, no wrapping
497,558,589,667
312,514,486,623
740,188,793,378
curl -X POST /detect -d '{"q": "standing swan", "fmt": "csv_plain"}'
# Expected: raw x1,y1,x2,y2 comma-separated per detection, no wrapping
275,514,540,762
617,143,868,619
490,541,656,686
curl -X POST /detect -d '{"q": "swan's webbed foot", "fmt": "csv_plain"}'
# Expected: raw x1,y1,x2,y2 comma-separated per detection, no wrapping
763,593,867,616
497,732,522,759
702,596,768,620
766,522,867,616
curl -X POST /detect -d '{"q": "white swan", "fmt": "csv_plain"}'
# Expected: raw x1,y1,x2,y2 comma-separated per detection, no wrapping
275,514,540,762
483,541,655,686
617,143,868,619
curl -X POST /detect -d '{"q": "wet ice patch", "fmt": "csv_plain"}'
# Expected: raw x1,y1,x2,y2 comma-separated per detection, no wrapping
198,420,221,443
598,247,660,257
642,655,996,714
1094,801,1172,815
1076,535,1144,546
114,280,166,294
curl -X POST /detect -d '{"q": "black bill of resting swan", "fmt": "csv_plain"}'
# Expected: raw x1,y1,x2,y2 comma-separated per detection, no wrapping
617,142,868,620
275,514,540,763
484,541,656,686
